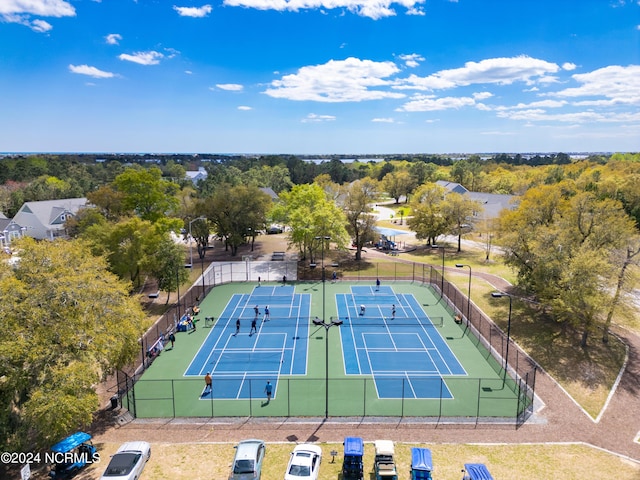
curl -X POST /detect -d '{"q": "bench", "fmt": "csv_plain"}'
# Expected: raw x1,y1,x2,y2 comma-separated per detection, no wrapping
271,251,285,261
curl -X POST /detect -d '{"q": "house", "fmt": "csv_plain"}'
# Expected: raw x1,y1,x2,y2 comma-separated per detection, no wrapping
12,198,88,241
435,180,517,220
0,214,28,251
186,167,208,185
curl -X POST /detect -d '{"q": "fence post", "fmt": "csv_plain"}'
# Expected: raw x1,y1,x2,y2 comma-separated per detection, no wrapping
476,378,482,423
249,380,252,417
363,378,366,417
171,380,176,418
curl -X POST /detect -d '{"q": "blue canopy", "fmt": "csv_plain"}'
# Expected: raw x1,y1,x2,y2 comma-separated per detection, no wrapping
50,432,92,453
464,463,494,480
410,448,432,471
343,437,364,456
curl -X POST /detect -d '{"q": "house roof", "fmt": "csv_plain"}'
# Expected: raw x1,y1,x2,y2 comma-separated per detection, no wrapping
434,181,517,219
435,180,469,195
14,198,88,238
259,187,279,200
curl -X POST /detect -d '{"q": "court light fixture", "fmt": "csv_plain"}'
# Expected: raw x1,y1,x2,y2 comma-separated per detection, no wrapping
455,263,472,326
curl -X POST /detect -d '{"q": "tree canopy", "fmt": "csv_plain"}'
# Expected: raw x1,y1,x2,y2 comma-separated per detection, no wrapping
0,238,144,449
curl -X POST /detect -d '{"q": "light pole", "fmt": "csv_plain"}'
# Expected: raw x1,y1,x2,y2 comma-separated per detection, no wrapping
187,216,206,268
491,292,512,381
455,264,472,323
314,235,331,323
313,317,343,418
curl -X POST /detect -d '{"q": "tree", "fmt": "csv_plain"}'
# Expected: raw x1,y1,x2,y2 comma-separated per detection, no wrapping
602,236,640,343
551,246,611,348
499,185,638,347
381,170,414,204
274,184,348,262
243,165,293,193
407,183,448,246
340,178,379,261
204,185,271,256
143,234,190,304
441,192,483,252
113,166,180,222
86,185,126,220
83,217,159,288
0,238,144,449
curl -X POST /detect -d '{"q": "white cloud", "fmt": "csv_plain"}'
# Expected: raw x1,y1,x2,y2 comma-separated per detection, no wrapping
185,70,193,75
397,94,476,112
216,83,244,91
173,5,212,17
398,53,424,68
472,91,493,100
69,64,115,79
30,18,51,32
497,109,607,123
549,65,640,105
222,0,426,20
562,62,577,71
497,99,567,110
0,0,75,17
302,113,336,122
481,131,515,136
372,117,395,123
264,57,406,102
238,106,252,110
119,51,164,65
396,56,560,91
105,33,122,45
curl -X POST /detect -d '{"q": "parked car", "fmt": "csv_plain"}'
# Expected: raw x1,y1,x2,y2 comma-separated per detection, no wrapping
229,439,266,480
284,444,322,480
267,225,283,234
48,431,98,479
100,441,151,480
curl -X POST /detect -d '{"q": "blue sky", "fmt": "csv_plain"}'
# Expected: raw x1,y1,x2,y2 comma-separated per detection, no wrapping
1,0,639,154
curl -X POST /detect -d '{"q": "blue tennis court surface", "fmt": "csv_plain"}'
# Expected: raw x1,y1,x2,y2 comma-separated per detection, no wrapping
186,286,310,399
338,286,467,399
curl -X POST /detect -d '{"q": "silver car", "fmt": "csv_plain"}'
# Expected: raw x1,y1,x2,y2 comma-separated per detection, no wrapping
229,439,266,480
100,441,151,480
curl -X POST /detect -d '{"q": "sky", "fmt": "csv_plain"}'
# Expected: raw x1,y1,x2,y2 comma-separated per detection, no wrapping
1,0,639,154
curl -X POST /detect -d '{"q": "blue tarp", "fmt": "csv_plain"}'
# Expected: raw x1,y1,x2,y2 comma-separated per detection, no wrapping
344,437,364,456
50,432,92,453
410,448,432,471
464,463,494,480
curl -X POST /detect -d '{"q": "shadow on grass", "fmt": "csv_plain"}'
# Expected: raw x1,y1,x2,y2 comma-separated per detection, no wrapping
491,295,627,414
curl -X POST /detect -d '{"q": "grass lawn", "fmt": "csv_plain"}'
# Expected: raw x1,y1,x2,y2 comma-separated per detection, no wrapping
401,240,631,419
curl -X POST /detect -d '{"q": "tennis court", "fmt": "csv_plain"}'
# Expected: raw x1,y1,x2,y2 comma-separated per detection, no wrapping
129,280,526,419
185,286,309,399
338,286,466,399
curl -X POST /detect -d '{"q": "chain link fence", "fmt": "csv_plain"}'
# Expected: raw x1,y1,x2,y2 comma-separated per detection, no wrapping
118,259,536,426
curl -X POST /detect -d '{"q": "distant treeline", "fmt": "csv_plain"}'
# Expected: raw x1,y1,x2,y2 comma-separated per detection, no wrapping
0,151,617,184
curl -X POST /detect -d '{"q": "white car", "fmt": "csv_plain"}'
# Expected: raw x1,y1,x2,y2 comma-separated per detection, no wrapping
100,441,151,480
284,444,322,480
